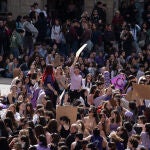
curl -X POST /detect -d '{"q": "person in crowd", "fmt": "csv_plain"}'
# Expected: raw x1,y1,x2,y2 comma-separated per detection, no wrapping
51,19,63,45
65,123,78,149
6,85,18,105
35,12,47,42
23,15,38,55
83,107,98,134
108,131,124,150
108,109,122,132
112,10,124,46
35,134,50,150
140,123,150,149
0,1,150,150
0,18,10,57
69,56,82,103
55,66,68,94
58,116,70,139
42,64,58,107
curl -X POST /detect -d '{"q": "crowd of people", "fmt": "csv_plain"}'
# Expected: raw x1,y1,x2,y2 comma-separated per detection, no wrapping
0,0,150,150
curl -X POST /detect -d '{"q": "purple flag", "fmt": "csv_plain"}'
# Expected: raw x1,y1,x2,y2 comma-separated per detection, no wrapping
111,74,126,90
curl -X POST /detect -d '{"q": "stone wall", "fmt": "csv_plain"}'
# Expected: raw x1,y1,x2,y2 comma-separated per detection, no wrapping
84,0,116,23
7,0,115,22
101,0,114,23
7,0,46,17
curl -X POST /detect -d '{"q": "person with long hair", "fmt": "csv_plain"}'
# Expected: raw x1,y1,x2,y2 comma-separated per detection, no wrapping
108,110,122,132
55,66,68,94
35,12,47,42
46,119,58,134
51,18,63,45
134,115,146,135
7,85,18,105
45,100,56,117
42,64,58,107
0,119,8,138
78,89,90,107
20,135,30,150
97,113,108,139
102,101,113,118
28,127,37,146
4,118,13,135
116,126,128,149
25,102,34,120
6,110,18,131
127,136,139,150
49,133,61,150
16,15,24,30
83,107,98,134
140,123,150,149
8,104,21,122
71,132,84,150
82,73,93,92
16,101,26,117
34,124,45,139
58,116,70,139
84,128,107,150
108,131,124,150
87,85,97,105
76,120,89,137
35,134,50,150
11,69,24,88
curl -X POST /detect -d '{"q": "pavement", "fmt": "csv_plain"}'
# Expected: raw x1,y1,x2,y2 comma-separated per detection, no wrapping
0,77,12,96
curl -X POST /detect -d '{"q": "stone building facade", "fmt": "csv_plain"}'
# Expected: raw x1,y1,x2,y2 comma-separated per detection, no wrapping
1,0,117,23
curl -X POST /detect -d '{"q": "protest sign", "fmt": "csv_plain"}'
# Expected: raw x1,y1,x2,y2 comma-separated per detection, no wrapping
56,105,78,124
125,91,133,101
75,44,87,58
111,74,126,90
132,84,150,100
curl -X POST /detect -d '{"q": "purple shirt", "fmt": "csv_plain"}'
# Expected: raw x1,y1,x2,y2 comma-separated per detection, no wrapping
70,66,82,90
35,144,50,150
94,94,107,107
141,132,150,148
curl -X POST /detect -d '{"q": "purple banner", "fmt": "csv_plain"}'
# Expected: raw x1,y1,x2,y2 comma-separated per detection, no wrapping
111,74,126,90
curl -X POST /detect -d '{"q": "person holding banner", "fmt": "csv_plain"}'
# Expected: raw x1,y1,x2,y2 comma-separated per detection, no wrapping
69,56,82,103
